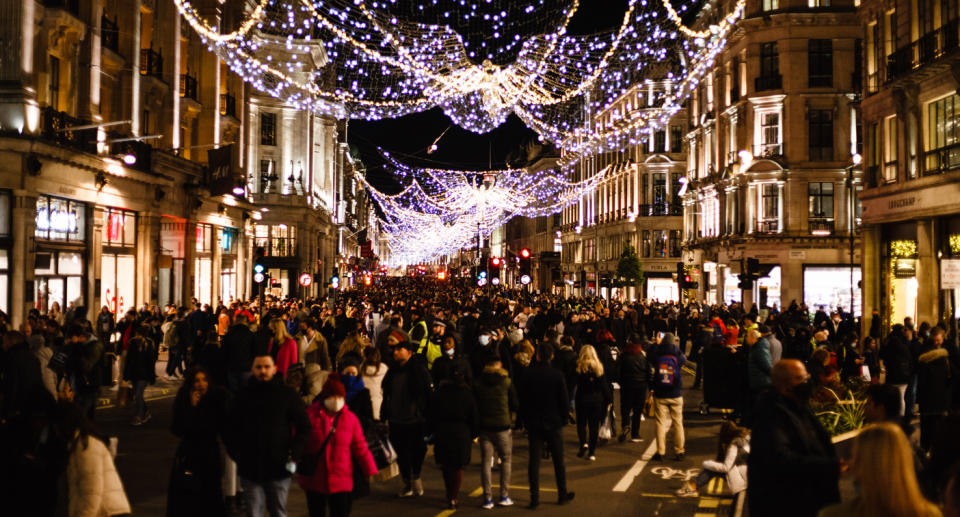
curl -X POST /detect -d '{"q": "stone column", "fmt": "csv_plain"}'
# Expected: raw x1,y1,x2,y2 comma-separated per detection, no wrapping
0,0,38,134
861,224,883,337
183,220,196,305
10,190,37,328
87,207,104,322
78,0,103,122
137,213,158,306
128,0,142,136
917,218,938,326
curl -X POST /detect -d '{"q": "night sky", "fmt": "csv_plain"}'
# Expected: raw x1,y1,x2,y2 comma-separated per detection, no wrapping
349,0,632,191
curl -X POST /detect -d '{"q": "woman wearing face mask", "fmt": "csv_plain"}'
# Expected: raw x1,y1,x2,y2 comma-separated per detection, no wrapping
431,335,472,386
298,375,378,517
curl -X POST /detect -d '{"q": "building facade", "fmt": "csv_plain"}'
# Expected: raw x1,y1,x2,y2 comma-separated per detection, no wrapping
858,0,960,329
560,80,688,302
682,0,863,313
0,0,355,327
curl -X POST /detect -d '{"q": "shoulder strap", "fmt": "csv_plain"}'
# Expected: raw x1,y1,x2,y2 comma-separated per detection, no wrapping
318,411,342,455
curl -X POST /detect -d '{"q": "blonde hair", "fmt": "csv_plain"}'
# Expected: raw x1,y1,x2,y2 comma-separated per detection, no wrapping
576,345,604,377
851,422,939,517
270,318,292,345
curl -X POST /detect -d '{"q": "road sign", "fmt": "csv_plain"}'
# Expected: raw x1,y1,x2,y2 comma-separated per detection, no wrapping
520,274,531,285
254,272,265,283
299,273,313,287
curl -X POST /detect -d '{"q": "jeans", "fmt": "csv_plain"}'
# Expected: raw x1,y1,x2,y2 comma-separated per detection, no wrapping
389,422,426,482
620,384,647,438
654,397,685,456
890,384,908,416
133,379,149,418
240,476,291,517
479,430,512,499
305,491,351,517
904,375,918,418
526,427,568,503
166,347,186,377
575,403,604,455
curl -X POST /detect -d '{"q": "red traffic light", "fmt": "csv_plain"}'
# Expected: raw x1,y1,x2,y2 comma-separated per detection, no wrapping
520,248,531,259
491,257,501,266
437,271,447,280
684,275,692,283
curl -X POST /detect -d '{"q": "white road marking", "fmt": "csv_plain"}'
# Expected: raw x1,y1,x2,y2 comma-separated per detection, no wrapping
612,439,658,492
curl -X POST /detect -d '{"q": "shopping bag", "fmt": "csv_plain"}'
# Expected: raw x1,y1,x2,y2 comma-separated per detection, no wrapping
366,423,398,469
859,364,871,383
598,409,613,440
116,383,133,409
644,391,655,418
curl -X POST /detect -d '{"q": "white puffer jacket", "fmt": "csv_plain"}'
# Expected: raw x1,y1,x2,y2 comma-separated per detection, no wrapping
67,435,132,517
701,436,750,494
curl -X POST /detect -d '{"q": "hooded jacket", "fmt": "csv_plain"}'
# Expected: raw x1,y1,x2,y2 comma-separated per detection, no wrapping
472,365,518,431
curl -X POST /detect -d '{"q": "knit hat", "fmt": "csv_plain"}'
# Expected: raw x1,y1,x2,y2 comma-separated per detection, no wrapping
318,373,346,400
387,329,407,346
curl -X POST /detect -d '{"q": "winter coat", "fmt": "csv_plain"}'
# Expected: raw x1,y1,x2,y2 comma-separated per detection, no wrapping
168,387,228,517
301,332,331,371
917,347,952,414
747,338,773,391
702,437,750,494
472,366,518,431
575,371,612,410
766,335,783,364
428,381,479,467
619,343,649,388
222,324,256,373
381,357,432,425
430,353,472,386
748,391,839,517
297,405,377,494
649,339,686,399
269,337,299,377
67,435,132,517
517,362,569,431
361,363,388,420
880,335,913,384
302,364,330,406
0,341,44,420
34,345,58,398
224,377,311,482
123,336,157,384
552,345,578,392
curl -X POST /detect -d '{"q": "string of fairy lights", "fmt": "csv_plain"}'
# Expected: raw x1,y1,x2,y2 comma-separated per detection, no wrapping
174,0,746,265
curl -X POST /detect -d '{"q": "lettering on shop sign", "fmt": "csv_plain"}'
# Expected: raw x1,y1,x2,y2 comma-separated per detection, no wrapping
58,186,76,195
888,197,917,210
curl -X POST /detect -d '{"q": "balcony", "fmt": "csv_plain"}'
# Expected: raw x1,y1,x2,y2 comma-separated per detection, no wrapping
809,218,835,236
637,203,683,217
43,0,80,15
887,19,960,82
756,220,780,233
39,107,97,154
753,143,783,158
101,14,119,53
924,143,960,176
883,161,898,182
140,48,163,80
180,73,198,101
220,93,237,118
754,74,782,92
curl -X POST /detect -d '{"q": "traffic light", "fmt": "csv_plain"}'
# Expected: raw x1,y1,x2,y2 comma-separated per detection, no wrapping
489,256,501,280
437,270,447,280
253,247,266,283
676,262,687,289
331,267,340,290
519,248,532,279
738,258,759,290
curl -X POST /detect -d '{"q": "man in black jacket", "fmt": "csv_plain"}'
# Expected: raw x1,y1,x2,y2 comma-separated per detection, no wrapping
880,324,913,421
748,359,840,517
225,353,310,517
618,333,649,442
223,313,256,395
382,340,433,498
517,343,575,509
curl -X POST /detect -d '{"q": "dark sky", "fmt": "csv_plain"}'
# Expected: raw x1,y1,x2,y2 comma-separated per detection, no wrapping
349,1,631,191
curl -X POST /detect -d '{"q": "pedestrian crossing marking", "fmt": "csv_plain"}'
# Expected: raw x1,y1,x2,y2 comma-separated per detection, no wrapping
705,476,725,495
698,498,720,508
694,513,716,517
434,509,456,517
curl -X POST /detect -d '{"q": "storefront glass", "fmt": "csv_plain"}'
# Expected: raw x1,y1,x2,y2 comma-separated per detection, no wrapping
646,277,679,302
35,251,84,314
35,196,86,242
101,208,136,315
194,224,213,306
160,219,186,307
803,266,863,316
35,196,87,314
220,228,238,303
757,266,781,310
0,191,9,314
723,268,742,304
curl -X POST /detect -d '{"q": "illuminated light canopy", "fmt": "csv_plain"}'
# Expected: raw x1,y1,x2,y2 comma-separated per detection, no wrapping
175,0,745,154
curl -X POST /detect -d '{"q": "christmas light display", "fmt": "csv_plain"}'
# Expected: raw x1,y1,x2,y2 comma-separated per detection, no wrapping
175,0,745,152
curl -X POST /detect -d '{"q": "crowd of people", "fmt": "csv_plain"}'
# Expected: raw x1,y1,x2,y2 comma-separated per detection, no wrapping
2,277,960,517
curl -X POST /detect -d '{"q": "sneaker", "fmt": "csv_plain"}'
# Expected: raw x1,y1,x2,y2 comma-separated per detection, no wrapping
497,496,514,507
448,500,458,510
482,498,495,510
576,444,587,458
412,478,424,497
675,485,699,498
588,455,596,461
674,453,685,461
630,437,643,443
651,453,663,461
397,481,414,498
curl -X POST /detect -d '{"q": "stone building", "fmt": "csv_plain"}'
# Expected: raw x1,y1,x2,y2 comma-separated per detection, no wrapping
681,0,863,313
858,0,960,329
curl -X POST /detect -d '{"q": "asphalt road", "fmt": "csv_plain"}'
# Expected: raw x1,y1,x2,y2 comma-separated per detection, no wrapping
95,364,737,517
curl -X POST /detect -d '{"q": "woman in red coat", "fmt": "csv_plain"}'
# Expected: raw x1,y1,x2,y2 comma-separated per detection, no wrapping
298,374,378,517
268,318,299,377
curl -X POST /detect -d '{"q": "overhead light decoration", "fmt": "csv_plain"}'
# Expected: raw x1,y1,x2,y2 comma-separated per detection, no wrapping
175,0,745,155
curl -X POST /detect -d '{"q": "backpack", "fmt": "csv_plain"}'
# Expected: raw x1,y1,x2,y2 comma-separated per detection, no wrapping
711,323,725,345
654,354,679,390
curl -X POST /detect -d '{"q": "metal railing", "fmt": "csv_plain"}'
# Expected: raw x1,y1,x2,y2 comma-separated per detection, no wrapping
40,107,97,154
220,93,237,117
887,19,960,82
101,15,119,53
753,143,783,158
140,48,163,79
754,74,782,92
756,219,780,233
809,218,835,235
180,74,198,101
637,203,683,217
924,143,960,176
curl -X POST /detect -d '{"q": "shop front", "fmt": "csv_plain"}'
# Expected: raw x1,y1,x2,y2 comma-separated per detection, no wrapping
194,223,214,307
803,265,862,316
34,195,88,315
645,274,679,302
220,227,239,304
100,207,137,316
159,217,187,308
0,191,10,315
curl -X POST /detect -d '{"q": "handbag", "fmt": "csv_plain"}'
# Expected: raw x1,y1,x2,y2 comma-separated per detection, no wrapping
296,412,341,476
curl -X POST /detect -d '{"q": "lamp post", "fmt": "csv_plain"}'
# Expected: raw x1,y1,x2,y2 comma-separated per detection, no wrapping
847,153,862,316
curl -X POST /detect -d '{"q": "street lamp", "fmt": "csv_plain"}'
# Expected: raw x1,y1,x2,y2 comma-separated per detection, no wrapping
847,153,862,316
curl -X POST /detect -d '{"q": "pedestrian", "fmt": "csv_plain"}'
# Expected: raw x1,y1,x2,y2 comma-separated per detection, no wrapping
269,318,300,378
297,374,378,517
123,326,157,426
818,422,940,517
167,366,228,517
916,327,952,451
675,420,750,501
618,333,649,442
381,339,432,498
650,332,686,461
360,347,388,421
760,324,782,364
473,351,517,509
301,321,332,371
428,366,479,509
57,401,132,517
748,360,840,517
225,353,311,517
223,313,256,394
64,324,104,420
880,324,913,417
516,343,575,509
431,334,472,385
574,345,612,461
